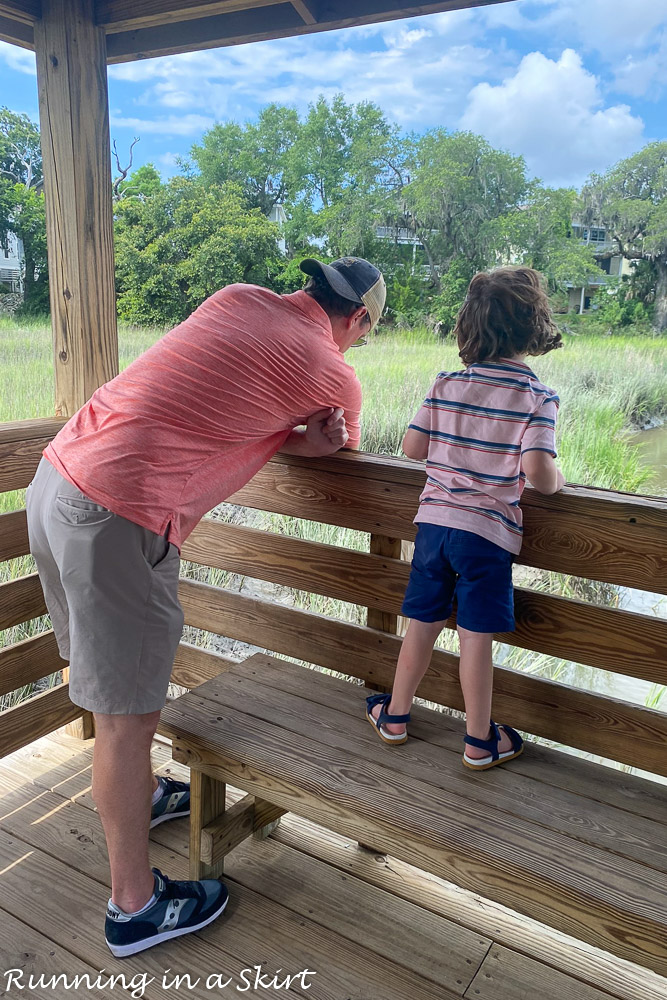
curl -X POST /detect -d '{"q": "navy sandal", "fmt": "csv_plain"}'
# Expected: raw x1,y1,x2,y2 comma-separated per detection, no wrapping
463,720,524,770
365,693,410,746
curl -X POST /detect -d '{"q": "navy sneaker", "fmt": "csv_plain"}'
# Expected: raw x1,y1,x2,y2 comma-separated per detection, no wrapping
105,867,229,957
150,774,190,829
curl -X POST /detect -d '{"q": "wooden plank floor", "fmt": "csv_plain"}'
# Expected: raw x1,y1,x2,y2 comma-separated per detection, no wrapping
0,729,665,1000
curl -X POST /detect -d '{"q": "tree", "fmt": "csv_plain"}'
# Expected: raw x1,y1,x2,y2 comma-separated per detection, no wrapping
581,142,667,331
400,130,529,291
494,185,599,291
287,95,406,257
0,107,48,312
114,177,282,325
190,104,300,216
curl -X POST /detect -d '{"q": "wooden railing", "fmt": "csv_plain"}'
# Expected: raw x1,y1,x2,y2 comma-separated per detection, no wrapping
1,417,667,780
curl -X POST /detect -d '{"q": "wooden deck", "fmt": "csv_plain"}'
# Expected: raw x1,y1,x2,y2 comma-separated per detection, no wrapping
1,728,665,1000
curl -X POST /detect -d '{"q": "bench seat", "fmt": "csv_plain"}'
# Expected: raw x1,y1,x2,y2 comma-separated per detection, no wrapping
159,652,667,978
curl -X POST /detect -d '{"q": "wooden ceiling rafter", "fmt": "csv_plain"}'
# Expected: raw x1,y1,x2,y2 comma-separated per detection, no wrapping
0,1,513,59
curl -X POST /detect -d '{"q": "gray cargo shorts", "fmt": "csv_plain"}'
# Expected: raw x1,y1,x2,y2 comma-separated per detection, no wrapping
26,457,184,715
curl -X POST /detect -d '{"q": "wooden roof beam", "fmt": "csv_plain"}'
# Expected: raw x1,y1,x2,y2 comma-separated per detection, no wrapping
0,2,38,48
105,0,510,62
0,13,34,47
97,0,289,34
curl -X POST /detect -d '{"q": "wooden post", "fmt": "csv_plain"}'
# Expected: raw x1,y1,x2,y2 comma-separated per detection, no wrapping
35,0,118,739
35,0,118,420
360,533,404,852
190,769,227,880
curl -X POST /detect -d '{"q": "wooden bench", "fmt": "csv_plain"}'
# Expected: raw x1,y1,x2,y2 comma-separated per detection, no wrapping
161,651,667,979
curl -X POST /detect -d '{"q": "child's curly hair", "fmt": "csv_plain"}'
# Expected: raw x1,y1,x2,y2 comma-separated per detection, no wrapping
455,267,562,366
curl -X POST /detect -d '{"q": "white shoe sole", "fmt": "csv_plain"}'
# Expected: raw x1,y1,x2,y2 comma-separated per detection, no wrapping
106,894,229,958
149,808,190,829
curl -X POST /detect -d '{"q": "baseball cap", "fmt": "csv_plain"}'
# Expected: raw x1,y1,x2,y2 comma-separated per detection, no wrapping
300,256,386,331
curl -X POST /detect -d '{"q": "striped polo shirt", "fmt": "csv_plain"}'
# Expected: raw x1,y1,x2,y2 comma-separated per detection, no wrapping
409,358,559,554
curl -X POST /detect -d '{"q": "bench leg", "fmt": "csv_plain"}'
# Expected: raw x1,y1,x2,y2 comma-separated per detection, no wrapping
189,768,226,880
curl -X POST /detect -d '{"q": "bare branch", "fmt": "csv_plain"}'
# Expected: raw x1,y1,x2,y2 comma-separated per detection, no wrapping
112,136,140,201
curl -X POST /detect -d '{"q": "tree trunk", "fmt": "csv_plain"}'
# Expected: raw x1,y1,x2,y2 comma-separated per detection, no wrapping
654,258,667,333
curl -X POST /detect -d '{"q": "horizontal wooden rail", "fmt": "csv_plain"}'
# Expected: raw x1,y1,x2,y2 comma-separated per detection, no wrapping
228,455,667,595
171,642,238,689
178,580,667,776
0,573,46,631
0,682,82,758
0,510,30,562
0,630,63,698
0,418,65,493
182,520,667,686
2,423,666,591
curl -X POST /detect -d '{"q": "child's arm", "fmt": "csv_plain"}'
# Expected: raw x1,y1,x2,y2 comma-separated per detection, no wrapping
522,451,565,494
402,427,429,461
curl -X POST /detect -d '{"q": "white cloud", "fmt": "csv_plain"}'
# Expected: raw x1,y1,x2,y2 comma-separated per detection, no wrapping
461,48,644,186
0,40,35,76
110,113,215,136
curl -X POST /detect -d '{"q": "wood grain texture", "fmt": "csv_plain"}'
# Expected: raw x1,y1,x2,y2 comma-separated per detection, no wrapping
201,792,285,864
0,682,81,758
0,509,29,562
35,0,118,418
164,692,667,976
239,653,667,824
366,532,402,633
0,572,46,630
465,946,613,1000
183,519,667,684
5,729,664,1000
0,629,64,698
106,2,520,62
0,910,109,1000
0,821,463,1000
189,767,226,879
98,0,286,32
0,0,40,21
171,641,238,688
227,459,667,593
178,580,667,774
0,10,33,46
0,419,65,492
214,657,667,874
269,823,667,1000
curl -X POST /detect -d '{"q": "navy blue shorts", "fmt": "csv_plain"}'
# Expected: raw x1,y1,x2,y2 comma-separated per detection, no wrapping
401,523,515,634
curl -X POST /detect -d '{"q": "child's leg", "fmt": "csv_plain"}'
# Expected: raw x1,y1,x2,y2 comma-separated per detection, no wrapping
458,625,513,758
370,618,445,735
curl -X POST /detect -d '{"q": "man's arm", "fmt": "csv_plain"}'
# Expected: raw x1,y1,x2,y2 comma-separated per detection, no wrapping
280,407,349,457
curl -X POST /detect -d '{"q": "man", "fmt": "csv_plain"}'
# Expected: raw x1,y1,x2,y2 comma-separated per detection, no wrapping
26,256,385,957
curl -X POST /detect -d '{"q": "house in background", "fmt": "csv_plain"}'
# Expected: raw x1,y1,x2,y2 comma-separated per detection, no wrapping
0,230,24,294
566,221,634,313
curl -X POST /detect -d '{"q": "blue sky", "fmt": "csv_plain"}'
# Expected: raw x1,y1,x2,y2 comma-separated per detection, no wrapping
1,0,666,189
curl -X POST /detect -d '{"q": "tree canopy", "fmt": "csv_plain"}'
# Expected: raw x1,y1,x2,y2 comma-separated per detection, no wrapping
582,142,667,331
2,96,662,332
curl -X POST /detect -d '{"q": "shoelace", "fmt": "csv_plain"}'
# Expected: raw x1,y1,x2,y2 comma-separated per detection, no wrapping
158,775,187,796
153,869,206,903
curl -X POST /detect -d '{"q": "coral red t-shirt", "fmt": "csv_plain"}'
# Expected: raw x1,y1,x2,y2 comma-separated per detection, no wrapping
45,285,361,550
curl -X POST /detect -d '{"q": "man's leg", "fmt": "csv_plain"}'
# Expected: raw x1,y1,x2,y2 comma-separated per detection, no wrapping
92,709,161,913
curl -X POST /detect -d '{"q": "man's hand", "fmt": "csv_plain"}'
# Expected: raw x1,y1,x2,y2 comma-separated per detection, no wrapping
280,407,349,457
320,407,349,449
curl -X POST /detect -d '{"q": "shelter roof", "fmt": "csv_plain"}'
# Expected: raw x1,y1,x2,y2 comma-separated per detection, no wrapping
0,1,512,61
